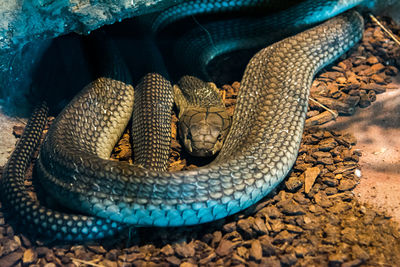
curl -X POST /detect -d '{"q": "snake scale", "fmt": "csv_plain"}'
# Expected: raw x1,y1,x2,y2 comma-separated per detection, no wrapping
1,0,364,240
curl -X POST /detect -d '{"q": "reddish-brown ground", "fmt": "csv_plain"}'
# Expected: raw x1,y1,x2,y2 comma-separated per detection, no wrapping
326,75,400,223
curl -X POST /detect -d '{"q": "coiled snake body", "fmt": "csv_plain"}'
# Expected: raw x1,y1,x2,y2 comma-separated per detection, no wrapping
1,1,364,240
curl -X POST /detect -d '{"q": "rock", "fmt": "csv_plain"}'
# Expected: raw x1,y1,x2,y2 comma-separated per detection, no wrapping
360,83,386,93
236,246,248,259
285,224,304,234
252,217,269,235
328,253,348,265
215,239,236,257
166,256,181,266
269,219,285,233
36,246,51,257
105,249,119,261
211,231,222,248
259,236,277,256
100,259,118,267
342,259,364,267
0,0,185,112
198,252,216,265
22,248,37,265
237,218,255,238
20,235,31,248
160,244,174,256
118,252,145,262
366,55,379,64
294,245,309,258
279,253,297,266
352,245,370,261
338,179,357,191
12,125,24,137
277,199,306,216
0,250,23,266
222,221,237,233
174,242,195,258
249,240,262,262
87,245,107,254
304,167,321,193
0,238,20,256
318,138,338,151
285,176,303,192
180,262,197,267
231,253,247,265
273,230,297,244
260,256,281,267
259,205,281,219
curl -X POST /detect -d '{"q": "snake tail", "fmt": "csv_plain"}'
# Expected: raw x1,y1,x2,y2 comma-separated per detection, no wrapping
0,103,124,240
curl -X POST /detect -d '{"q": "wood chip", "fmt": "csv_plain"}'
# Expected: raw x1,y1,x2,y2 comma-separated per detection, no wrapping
304,167,321,194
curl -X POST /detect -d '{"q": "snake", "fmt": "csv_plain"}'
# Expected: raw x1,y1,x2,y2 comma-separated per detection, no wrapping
0,0,365,241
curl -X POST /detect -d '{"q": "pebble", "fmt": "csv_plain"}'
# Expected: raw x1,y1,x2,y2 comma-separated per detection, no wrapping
285,176,303,192
249,240,262,262
277,199,306,216
160,244,174,256
215,239,235,257
22,248,38,265
0,251,23,266
272,230,296,244
174,242,195,258
304,167,321,193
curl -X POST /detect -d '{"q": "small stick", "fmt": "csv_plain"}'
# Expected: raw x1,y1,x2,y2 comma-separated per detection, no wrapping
71,258,103,267
309,97,339,117
370,14,400,46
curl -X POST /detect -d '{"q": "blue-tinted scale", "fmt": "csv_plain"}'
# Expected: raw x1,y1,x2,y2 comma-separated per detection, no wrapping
82,227,89,235
197,208,213,223
212,205,228,219
137,215,154,225
226,200,241,215
167,211,184,226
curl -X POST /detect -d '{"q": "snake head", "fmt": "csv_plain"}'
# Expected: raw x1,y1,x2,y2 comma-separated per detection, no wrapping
179,106,231,157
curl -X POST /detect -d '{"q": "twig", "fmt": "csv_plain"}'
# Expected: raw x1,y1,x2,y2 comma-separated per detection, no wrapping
309,97,338,117
15,117,27,125
369,14,400,46
70,258,103,267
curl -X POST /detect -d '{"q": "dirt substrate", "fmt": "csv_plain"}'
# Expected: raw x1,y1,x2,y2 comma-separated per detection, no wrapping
1,14,400,267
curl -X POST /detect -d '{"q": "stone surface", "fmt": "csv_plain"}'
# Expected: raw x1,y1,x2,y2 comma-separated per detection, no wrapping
0,0,183,113
0,0,398,113
0,107,23,166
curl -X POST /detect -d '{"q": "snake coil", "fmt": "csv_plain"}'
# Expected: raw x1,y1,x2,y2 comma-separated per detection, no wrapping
1,4,364,240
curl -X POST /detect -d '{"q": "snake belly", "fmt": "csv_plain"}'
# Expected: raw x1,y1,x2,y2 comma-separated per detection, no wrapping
36,11,363,230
